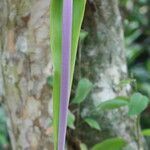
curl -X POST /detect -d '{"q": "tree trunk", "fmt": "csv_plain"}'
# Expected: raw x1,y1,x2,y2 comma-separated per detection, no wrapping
0,0,53,149
73,0,147,150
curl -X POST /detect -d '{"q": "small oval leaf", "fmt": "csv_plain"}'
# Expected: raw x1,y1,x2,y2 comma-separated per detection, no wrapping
84,118,101,131
92,137,127,150
72,78,93,104
128,92,149,116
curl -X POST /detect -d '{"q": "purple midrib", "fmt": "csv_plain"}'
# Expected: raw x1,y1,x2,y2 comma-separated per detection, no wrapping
58,0,73,150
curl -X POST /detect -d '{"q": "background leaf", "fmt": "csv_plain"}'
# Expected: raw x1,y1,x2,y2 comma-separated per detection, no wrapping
84,118,101,131
67,110,75,129
92,137,127,150
128,93,149,116
0,107,8,148
79,30,88,41
72,78,93,104
80,143,88,150
142,129,150,136
118,78,136,87
47,76,53,87
97,97,129,111
0,135,8,146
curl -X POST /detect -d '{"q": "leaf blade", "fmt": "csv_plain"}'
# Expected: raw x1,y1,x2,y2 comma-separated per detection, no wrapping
50,0,87,149
72,78,93,104
70,0,87,87
84,118,101,131
92,138,127,150
128,93,149,116
50,0,63,149
67,110,75,129
97,97,129,111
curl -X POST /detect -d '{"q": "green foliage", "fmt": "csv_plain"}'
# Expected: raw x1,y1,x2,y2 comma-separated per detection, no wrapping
140,83,150,98
142,129,150,136
49,0,149,148
118,78,136,88
67,78,94,131
50,0,86,149
72,78,93,104
79,30,88,41
47,76,53,87
67,110,75,129
120,3,150,135
0,135,8,147
128,93,149,116
70,0,86,87
0,107,8,148
92,137,127,150
97,97,129,111
50,1,63,148
80,143,88,150
121,0,150,101
96,92,149,117
84,118,101,131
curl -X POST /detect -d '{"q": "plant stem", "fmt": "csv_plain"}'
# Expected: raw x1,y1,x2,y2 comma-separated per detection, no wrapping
76,39,82,137
136,115,143,150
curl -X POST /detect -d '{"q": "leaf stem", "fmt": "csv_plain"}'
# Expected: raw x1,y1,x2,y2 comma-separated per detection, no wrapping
136,115,143,150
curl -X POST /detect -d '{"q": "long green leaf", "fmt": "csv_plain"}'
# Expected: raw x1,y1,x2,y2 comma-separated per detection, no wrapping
70,0,86,87
50,0,86,149
50,1,63,149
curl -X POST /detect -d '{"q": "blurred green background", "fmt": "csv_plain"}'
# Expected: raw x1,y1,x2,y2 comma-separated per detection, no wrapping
120,0,150,147
120,0,150,128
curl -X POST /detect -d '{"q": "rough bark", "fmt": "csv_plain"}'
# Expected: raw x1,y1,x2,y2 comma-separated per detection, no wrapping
73,0,147,150
0,0,53,149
